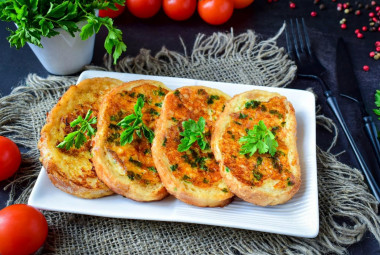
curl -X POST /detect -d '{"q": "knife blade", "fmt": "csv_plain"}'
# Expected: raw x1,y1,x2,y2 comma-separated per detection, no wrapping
336,37,380,168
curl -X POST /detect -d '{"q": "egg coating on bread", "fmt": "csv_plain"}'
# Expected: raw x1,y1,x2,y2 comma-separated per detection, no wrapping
38,77,124,198
212,90,301,206
92,80,170,202
152,86,234,207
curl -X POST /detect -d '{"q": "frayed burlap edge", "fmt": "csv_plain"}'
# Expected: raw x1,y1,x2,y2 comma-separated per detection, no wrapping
0,26,379,255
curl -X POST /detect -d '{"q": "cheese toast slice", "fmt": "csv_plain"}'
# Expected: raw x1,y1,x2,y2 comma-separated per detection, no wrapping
152,86,234,207
212,90,301,206
92,80,170,201
38,77,124,198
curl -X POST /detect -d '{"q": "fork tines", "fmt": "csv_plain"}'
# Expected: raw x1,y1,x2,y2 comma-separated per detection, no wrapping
285,18,312,61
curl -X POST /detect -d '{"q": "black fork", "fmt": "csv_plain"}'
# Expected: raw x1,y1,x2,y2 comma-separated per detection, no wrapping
285,18,380,202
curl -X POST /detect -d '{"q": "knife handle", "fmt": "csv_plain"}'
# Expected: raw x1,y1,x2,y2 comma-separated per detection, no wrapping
325,91,380,203
364,116,380,168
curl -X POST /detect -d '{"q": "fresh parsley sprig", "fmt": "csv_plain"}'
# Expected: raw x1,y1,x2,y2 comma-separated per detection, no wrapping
373,90,380,117
0,0,126,64
177,117,209,152
117,97,154,145
57,109,97,150
239,120,278,157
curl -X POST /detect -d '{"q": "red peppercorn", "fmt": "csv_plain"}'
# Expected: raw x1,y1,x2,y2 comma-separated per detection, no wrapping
369,12,375,17
370,51,376,57
357,33,364,38
376,47,380,52
355,29,360,34
355,10,361,15
363,65,370,71
362,26,368,31
372,17,378,22
311,11,317,17
376,41,380,47
376,6,380,12
290,2,296,8
332,0,336,2
371,1,376,5
343,3,348,9
341,23,347,29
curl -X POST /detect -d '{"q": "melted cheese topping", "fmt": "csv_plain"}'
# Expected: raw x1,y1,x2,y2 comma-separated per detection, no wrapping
220,97,295,189
161,87,228,189
104,84,169,186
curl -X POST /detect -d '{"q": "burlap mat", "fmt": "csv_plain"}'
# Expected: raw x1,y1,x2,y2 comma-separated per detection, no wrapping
1,25,379,255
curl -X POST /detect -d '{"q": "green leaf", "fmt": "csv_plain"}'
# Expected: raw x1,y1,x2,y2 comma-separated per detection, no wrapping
239,120,278,157
56,109,97,150
46,1,68,19
119,97,155,145
177,117,209,152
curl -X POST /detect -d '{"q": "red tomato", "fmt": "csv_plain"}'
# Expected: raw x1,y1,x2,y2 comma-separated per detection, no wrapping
0,204,48,255
126,0,162,18
0,136,21,181
233,0,254,9
99,3,126,18
163,0,197,21
198,0,234,25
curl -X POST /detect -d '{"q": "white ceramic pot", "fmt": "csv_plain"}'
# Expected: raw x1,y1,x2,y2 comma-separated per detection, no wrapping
27,22,95,75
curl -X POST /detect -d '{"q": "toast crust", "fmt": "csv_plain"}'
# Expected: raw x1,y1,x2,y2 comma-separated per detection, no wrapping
211,90,301,206
92,80,170,202
38,77,124,198
152,86,234,207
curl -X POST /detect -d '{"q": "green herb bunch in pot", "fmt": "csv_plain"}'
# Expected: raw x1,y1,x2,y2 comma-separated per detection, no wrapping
0,0,127,75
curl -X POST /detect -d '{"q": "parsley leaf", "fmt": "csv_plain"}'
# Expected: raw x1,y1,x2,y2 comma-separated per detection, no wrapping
57,109,97,150
118,97,154,145
177,117,209,152
373,90,380,117
239,120,278,157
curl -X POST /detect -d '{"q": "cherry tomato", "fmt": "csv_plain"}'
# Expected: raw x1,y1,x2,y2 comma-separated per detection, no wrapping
126,0,162,19
198,0,234,25
233,0,254,9
0,204,48,255
0,136,21,181
99,3,126,18
163,0,197,21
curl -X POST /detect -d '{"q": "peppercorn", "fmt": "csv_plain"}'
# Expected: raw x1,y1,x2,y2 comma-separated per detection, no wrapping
357,32,364,38
290,2,296,9
344,8,350,13
311,11,317,17
362,26,368,31
363,65,370,71
341,23,347,29
320,4,326,10
355,10,361,15
370,51,375,57
374,54,380,60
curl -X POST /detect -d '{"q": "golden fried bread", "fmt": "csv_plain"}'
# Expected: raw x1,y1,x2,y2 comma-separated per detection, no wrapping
212,90,301,206
92,80,170,202
38,77,124,198
152,86,234,207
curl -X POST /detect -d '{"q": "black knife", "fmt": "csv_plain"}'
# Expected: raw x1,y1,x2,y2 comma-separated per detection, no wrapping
336,38,380,168
328,37,380,202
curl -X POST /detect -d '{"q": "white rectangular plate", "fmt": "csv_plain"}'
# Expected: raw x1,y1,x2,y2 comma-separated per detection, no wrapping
29,70,319,238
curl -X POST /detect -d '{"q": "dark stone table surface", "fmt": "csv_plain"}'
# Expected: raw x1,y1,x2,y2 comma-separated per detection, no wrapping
1,1,379,254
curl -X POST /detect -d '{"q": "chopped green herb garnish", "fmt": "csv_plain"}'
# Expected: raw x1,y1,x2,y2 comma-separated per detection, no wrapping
245,100,260,109
239,120,278,157
253,171,263,181
155,102,162,107
221,188,228,193
117,97,155,145
207,95,220,104
234,121,242,125
162,137,167,147
154,87,166,96
257,157,263,166
127,171,135,180
182,175,191,183
129,157,142,167
239,113,248,119
148,167,157,172
269,109,283,119
174,90,180,97
287,177,294,186
203,178,209,184
171,117,178,122
261,105,267,112
57,109,97,150
225,166,230,172
149,108,160,116
177,117,209,152
170,164,178,171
